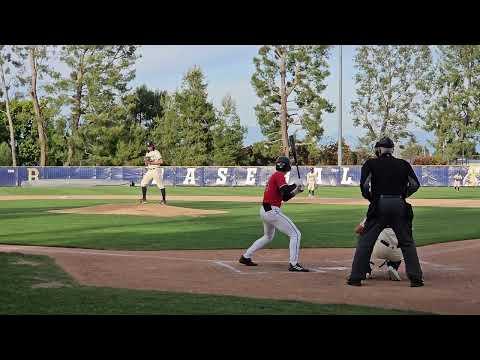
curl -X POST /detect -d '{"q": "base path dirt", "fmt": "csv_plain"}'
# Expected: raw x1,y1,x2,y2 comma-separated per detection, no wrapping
1,194,480,208
49,203,227,218
1,240,479,314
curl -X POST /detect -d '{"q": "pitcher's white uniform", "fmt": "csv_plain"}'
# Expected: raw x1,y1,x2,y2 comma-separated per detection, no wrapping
141,149,165,189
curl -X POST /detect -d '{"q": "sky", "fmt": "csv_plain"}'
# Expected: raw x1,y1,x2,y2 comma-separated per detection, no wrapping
132,45,434,149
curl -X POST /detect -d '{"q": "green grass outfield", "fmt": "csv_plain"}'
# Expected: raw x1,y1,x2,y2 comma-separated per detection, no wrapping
0,252,422,314
1,185,480,199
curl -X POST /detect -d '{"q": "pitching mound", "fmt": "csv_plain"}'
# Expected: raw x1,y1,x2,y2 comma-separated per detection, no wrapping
49,203,227,218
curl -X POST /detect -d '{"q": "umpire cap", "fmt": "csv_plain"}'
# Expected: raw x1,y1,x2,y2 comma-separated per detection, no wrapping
376,137,394,148
275,156,291,172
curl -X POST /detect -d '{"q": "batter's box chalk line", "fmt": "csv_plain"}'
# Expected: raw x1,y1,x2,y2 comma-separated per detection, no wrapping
216,260,349,274
420,260,464,271
211,261,268,274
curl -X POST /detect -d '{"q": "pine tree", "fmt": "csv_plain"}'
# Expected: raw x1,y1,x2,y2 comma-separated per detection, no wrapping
251,45,334,155
351,45,433,148
47,45,138,165
212,95,246,165
424,46,480,163
155,66,217,166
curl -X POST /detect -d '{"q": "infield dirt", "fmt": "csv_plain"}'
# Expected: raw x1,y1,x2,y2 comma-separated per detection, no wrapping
2,194,480,208
1,239,479,314
49,203,227,217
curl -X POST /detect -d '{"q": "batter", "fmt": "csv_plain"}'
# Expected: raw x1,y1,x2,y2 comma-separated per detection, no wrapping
140,141,166,204
239,156,308,272
306,167,317,198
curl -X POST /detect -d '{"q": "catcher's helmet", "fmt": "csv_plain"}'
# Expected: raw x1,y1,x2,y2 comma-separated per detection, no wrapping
275,156,291,172
376,137,394,148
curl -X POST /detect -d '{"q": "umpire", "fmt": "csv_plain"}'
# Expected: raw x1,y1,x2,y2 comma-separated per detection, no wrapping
347,137,424,287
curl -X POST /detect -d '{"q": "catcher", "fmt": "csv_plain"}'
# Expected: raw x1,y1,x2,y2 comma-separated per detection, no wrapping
355,218,403,281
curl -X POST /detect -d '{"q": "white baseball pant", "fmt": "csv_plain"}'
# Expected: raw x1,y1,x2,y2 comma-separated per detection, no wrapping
244,206,301,265
140,168,165,189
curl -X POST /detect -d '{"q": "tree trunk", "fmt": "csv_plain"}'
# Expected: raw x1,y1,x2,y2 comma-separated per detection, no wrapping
279,50,289,156
66,59,84,166
0,62,17,166
28,48,48,166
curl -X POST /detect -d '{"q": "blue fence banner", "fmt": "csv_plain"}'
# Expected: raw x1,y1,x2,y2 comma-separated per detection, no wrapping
1,165,479,187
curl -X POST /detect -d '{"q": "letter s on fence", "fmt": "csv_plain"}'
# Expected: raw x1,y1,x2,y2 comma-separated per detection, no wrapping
216,168,228,185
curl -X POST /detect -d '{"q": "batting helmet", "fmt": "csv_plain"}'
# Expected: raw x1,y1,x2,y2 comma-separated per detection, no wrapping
275,156,291,172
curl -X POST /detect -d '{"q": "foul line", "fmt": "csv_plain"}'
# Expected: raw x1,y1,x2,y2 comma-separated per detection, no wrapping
212,261,244,273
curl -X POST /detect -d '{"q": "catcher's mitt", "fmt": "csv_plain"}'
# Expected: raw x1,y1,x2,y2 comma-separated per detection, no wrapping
354,223,365,235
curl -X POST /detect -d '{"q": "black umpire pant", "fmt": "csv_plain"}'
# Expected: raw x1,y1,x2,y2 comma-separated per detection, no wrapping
349,196,423,282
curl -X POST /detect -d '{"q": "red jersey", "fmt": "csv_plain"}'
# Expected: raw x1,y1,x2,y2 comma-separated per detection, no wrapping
263,171,288,207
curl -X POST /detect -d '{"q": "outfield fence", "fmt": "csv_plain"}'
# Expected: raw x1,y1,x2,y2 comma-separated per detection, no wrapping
1,165,479,187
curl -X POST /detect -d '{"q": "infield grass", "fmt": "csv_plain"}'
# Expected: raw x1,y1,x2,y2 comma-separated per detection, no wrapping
0,198,479,250
0,252,423,315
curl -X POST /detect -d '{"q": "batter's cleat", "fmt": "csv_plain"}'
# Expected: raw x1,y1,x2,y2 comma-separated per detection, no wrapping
288,263,310,272
387,266,401,281
239,255,257,266
139,199,148,204
410,279,424,287
160,200,167,205
346,278,362,286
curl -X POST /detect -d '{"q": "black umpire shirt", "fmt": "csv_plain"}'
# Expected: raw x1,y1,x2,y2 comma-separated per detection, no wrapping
360,153,420,201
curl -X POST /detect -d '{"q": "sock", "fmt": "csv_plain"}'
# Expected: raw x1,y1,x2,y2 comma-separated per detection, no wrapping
142,186,147,200
161,188,166,202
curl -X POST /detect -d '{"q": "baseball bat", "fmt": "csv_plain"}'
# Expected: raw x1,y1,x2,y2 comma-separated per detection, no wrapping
288,135,301,179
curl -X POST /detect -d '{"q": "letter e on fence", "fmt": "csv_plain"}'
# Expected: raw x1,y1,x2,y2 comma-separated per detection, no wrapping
183,168,196,185
315,168,322,184
246,168,257,185
216,168,228,185
27,168,40,182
